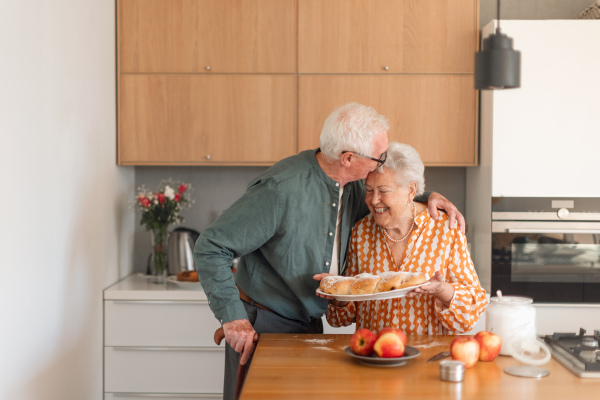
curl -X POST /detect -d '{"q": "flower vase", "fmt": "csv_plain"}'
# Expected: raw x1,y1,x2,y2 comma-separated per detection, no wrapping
150,227,169,284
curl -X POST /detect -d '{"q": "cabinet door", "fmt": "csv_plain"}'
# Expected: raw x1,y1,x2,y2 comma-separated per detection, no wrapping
298,75,477,166
105,347,224,393
119,0,296,73
298,0,478,73
119,74,296,165
105,301,222,347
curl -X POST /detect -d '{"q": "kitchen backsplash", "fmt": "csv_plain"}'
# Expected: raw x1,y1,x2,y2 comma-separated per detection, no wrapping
133,166,466,273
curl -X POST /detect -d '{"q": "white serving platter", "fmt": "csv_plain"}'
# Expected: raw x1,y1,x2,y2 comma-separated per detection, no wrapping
316,282,429,301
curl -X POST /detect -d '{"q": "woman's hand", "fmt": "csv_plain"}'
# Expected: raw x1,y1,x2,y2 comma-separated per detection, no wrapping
426,193,466,234
406,271,454,308
313,273,349,307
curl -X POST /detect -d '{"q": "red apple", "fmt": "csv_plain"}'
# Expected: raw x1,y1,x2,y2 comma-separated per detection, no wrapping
350,328,377,356
474,331,502,361
450,337,480,368
373,332,405,358
377,327,408,346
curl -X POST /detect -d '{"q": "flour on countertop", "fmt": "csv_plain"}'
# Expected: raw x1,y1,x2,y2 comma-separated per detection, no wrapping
313,346,336,352
301,338,334,345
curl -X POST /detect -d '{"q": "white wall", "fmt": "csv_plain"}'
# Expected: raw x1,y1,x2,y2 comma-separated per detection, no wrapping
0,2,135,399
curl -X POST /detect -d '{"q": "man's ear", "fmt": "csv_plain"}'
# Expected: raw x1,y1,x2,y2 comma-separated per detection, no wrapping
339,152,353,167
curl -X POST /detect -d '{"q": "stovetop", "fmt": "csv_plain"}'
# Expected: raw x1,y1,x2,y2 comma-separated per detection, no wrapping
544,328,600,378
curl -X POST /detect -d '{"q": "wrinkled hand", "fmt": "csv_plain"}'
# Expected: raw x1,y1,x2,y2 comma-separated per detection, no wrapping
406,271,454,308
313,273,349,308
222,319,257,365
426,193,466,234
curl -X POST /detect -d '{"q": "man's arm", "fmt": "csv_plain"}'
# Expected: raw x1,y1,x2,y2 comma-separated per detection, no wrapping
193,178,281,364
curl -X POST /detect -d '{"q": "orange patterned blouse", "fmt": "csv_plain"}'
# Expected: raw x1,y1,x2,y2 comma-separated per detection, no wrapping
327,209,488,334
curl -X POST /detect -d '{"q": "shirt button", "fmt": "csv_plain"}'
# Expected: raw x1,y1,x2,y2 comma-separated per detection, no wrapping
329,232,333,236
336,183,339,187
332,203,336,207
325,262,330,266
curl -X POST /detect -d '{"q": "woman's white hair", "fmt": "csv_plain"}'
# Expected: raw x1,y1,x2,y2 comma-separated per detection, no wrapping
380,142,425,196
320,103,390,160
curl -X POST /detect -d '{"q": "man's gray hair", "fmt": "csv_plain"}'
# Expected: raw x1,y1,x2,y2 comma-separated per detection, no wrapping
320,103,390,160
380,142,425,195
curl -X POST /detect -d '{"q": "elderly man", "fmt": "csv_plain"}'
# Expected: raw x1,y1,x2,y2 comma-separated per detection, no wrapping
194,102,465,400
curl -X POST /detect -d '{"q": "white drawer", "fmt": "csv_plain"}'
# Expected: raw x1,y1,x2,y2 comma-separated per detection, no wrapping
105,393,222,399
105,347,225,393
105,300,222,347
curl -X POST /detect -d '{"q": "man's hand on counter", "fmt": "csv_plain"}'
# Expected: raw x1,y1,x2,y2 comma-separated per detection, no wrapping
223,319,257,365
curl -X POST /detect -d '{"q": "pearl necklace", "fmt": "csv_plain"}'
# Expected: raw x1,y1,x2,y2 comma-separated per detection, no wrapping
384,202,416,243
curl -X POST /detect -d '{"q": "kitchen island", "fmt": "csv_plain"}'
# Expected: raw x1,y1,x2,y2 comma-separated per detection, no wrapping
240,333,600,400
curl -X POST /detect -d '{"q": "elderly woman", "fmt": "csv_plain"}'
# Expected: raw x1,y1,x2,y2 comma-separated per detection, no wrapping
317,142,487,334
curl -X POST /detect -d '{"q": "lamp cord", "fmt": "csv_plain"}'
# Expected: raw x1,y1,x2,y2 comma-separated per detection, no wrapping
497,0,501,30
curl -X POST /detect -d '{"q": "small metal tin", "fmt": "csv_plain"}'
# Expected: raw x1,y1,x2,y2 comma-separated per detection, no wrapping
440,360,465,382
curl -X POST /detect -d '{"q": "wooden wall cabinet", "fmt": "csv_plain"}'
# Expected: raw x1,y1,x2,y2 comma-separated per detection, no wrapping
117,0,297,166
299,75,477,166
117,0,479,166
119,74,296,164
119,0,296,73
298,0,477,74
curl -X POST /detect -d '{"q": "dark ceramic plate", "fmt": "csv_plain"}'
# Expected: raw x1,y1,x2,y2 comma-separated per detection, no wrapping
344,345,421,367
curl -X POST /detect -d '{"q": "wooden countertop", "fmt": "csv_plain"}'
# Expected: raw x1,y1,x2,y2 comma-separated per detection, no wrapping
240,334,600,400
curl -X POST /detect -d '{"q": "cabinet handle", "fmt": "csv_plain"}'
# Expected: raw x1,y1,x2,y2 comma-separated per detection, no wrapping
205,65,211,71
206,155,211,160
112,346,224,351
111,394,220,398
383,66,389,71
110,301,207,305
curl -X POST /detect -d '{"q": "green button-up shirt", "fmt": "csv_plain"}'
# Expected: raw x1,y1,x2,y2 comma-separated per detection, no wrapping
194,149,428,325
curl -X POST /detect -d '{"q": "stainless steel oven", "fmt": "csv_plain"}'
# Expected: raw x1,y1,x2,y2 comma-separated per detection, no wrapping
491,197,600,303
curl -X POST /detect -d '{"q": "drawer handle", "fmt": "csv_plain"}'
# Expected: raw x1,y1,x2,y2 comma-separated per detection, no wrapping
110,301,207,305
111,394,220,398
112,346,223,351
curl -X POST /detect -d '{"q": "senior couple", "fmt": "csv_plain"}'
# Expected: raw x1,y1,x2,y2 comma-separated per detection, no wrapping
194,103,487,400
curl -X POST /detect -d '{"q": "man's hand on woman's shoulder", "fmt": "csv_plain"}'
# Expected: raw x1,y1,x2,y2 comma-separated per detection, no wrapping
426,193,466,234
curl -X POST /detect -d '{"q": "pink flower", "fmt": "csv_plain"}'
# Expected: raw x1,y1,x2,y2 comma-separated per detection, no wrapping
157,193,165,204
174,193,182,202
141,198,151,208
178,184,187,193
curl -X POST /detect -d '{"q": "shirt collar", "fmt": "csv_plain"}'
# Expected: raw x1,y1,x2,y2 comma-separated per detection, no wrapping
309,148,346,190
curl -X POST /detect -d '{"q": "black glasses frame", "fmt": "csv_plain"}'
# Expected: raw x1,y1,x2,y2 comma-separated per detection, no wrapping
341,150,387,167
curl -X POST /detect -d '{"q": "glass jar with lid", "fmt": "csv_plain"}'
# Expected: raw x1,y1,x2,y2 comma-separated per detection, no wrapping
485,295,537,356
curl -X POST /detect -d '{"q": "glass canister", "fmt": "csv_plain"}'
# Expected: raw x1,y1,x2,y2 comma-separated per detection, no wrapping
485,295,537,356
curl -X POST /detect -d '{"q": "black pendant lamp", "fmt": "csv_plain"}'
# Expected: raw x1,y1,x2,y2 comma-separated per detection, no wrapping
475,0,521,90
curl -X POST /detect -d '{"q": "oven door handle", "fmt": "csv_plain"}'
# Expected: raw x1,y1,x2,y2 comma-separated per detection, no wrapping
507,229,600,234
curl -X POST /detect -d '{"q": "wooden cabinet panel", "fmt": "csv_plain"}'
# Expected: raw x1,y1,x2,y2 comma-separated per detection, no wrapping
119,74,296,165
298,75,477,166
298,0,478,73
119,0,296,73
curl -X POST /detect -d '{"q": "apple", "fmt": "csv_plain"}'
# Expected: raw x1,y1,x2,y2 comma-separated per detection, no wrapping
373,332,405,358
350,328,377,356
377,327,407,346
450,337,480,368
474,331,502,361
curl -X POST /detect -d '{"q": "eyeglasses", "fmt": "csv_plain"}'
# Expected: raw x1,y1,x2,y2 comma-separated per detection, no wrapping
342,150,387,168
